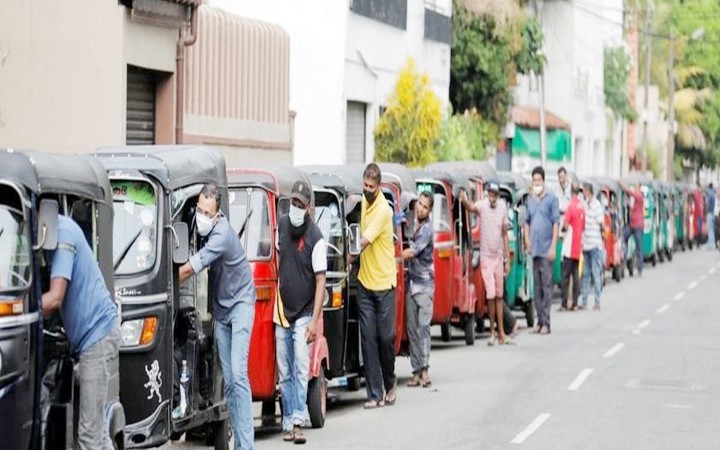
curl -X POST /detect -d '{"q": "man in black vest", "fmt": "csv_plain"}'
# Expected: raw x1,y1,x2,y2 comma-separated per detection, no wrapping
274,180,327,444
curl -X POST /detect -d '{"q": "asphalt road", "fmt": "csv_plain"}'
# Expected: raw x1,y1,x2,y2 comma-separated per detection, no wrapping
163,249,720,450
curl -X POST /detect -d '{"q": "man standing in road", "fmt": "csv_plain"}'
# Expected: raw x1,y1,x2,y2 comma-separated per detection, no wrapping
694,184,705,246
274,180,327,444
179,184,256,450
557,167,572,214
356,163,397,409
402,192,435,387
620,181,644,277
42,215,122,450
581,183,605,311
559,182,585,311
706,183,716,250
461,181,513,345
524,167,560,335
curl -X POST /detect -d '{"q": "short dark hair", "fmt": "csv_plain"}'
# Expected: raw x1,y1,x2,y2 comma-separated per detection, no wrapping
558,167,567,175
200,183,221,211
531,166,545,181
418,191,434,208
363,163,382,184
710,183,714,189
583,182,594,195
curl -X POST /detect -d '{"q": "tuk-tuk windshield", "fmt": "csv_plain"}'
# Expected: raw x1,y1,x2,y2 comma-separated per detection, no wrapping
314,192,343,257
0,205,31,292
417,181,451,233
229,188,272,261
111,180,158,275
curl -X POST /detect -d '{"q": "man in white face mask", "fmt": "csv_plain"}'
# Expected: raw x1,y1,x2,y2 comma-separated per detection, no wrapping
274,180,327,444
179,183,257,450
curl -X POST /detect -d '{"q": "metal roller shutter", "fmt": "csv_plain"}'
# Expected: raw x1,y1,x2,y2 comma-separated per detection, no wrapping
126,66,156,145
346,101,366,164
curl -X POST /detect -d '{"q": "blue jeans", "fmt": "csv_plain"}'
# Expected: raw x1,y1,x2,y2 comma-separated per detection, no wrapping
582,248,602,306
276,316,311,432
215,301,255,450
707,213,716,249
624,226,644,274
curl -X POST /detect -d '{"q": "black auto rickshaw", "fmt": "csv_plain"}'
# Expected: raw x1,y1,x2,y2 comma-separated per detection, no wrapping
96,146,229,448
0,149,125,449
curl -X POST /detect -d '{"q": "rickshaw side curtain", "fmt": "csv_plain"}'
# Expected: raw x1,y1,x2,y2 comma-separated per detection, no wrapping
512,126,572,162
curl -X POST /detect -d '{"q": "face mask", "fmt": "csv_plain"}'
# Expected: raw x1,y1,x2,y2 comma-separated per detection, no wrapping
489,199,497,209
533,184,544,196
196,213,215,237
289,204,306,227
364,189,378,204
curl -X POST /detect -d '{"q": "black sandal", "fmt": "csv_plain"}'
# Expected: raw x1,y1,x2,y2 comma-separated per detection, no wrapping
293,428,307,445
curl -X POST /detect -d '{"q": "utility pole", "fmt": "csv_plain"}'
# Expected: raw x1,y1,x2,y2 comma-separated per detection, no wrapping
533,0,547,167
666,32,675,181
641,0,652,174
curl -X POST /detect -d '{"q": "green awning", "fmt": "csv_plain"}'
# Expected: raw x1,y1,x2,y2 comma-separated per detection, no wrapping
512,126,571,162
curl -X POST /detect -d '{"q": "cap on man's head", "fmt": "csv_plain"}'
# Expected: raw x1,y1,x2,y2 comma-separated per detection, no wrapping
487,181,500,194
291,180,312,208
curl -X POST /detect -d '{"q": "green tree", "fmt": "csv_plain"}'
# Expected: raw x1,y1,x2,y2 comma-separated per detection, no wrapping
604,46,637,122
374,58,442,167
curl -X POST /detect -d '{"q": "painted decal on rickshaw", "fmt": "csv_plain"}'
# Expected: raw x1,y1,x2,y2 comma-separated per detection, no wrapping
144,360,163,404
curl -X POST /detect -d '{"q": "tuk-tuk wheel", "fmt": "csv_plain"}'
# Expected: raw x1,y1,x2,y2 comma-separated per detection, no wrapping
523,300,535,328
307,371,327,428
475,316,486,334
208,419,230,450
612,265,622,282
347,376,362,392
440,324,451,342
464,316,476,346
666,249,673,261
651,254,657,266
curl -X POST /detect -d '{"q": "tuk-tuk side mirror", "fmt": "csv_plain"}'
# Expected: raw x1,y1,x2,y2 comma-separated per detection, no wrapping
172,222,190,264
35,199,59,251
348,223,361,256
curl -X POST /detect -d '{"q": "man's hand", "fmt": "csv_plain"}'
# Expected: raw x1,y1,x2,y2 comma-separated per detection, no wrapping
306,319,319,344
401,248,414,261
548,246,556,262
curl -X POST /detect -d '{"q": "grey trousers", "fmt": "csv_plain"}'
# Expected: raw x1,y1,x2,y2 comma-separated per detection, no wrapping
358,283,397,402
533,257,554,329
77,326,121,450
406,283,434,374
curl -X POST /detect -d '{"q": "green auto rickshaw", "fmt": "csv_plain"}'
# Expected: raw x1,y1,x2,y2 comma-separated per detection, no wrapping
653,181,672,263
497,172,535,327
624,175,659,266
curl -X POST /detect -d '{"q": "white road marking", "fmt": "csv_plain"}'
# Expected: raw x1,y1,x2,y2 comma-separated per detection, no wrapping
656,303,671,315
568,368,594,391
603,343,625,358
709,267,716,275
511,413,551,444
688,281,698,290
664,404,695,410
674,292,686,301
638,319,652,329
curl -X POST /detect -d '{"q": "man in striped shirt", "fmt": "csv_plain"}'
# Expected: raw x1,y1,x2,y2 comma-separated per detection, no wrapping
581,183,605,310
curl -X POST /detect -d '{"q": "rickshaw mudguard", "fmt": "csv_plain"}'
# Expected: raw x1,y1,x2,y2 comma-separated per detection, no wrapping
308,317,329,380
249,292,277,401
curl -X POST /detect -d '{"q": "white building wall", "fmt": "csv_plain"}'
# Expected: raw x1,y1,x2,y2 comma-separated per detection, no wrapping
209,0,348,166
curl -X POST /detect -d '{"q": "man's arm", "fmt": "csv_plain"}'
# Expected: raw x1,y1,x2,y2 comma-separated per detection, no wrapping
502,223,511,275
459,190,479,214
360,205,392,251
548,197,560,261
306,239,328,343
42,278,68,316
402,223,432,261
179,229,225,284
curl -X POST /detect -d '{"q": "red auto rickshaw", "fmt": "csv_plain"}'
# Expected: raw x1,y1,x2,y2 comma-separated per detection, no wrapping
590,177,624,282
227,166,330,428
414,169,477,345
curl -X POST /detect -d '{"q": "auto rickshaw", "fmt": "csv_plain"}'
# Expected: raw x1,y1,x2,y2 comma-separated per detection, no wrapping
226,166,329,428
426,161,497,333
593,177,624,282
96,146,230,448
0,149,125,449
299,165,366,392
624,175,659,266
684,183,697,249
414,169,477,345
497,171,535,327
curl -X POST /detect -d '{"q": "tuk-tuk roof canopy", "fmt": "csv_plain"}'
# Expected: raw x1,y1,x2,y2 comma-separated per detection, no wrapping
497,171,530,192
95,145,227,190
426,160,497,183
413,168,471,196
1,149,111,203
226,164,311,199
623,172,654,185
300,165,366,196
377,162,417,193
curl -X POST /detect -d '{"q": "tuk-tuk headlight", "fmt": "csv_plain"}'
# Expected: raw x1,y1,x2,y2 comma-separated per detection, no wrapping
121,317,158,347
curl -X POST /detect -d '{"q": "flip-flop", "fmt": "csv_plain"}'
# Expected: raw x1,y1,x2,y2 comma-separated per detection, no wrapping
407,377,422,387
363,399,384,409
422,379,432,388
283,432,295,442
293,429,307,445
501,338,516,345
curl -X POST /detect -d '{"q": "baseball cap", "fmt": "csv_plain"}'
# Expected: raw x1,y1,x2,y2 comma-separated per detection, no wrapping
291,180,312,208
487,181,500,194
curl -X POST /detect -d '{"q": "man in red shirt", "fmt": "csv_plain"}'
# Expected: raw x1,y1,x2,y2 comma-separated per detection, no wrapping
620,181,645,276
693,185,705,245
560,182,585,311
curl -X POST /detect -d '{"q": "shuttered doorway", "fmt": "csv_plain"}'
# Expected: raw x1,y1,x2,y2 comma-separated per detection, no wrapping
126,66,156,145
346,101,366,164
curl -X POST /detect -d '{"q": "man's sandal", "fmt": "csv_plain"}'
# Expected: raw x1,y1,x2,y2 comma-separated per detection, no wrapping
363,399,384,409
283,431,295,442
293,428,307,445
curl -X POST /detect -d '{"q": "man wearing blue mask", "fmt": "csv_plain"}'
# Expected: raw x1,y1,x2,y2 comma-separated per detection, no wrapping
274,180,327,444
179,183,256,449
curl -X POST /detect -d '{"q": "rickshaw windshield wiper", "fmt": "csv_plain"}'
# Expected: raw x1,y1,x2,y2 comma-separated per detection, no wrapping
113,228,143,272
238,208,254,241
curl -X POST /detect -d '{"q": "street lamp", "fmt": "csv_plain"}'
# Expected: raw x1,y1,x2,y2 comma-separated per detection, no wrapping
666,27,705,181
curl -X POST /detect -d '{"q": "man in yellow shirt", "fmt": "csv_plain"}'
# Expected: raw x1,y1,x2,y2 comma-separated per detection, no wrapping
357,163,397,409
